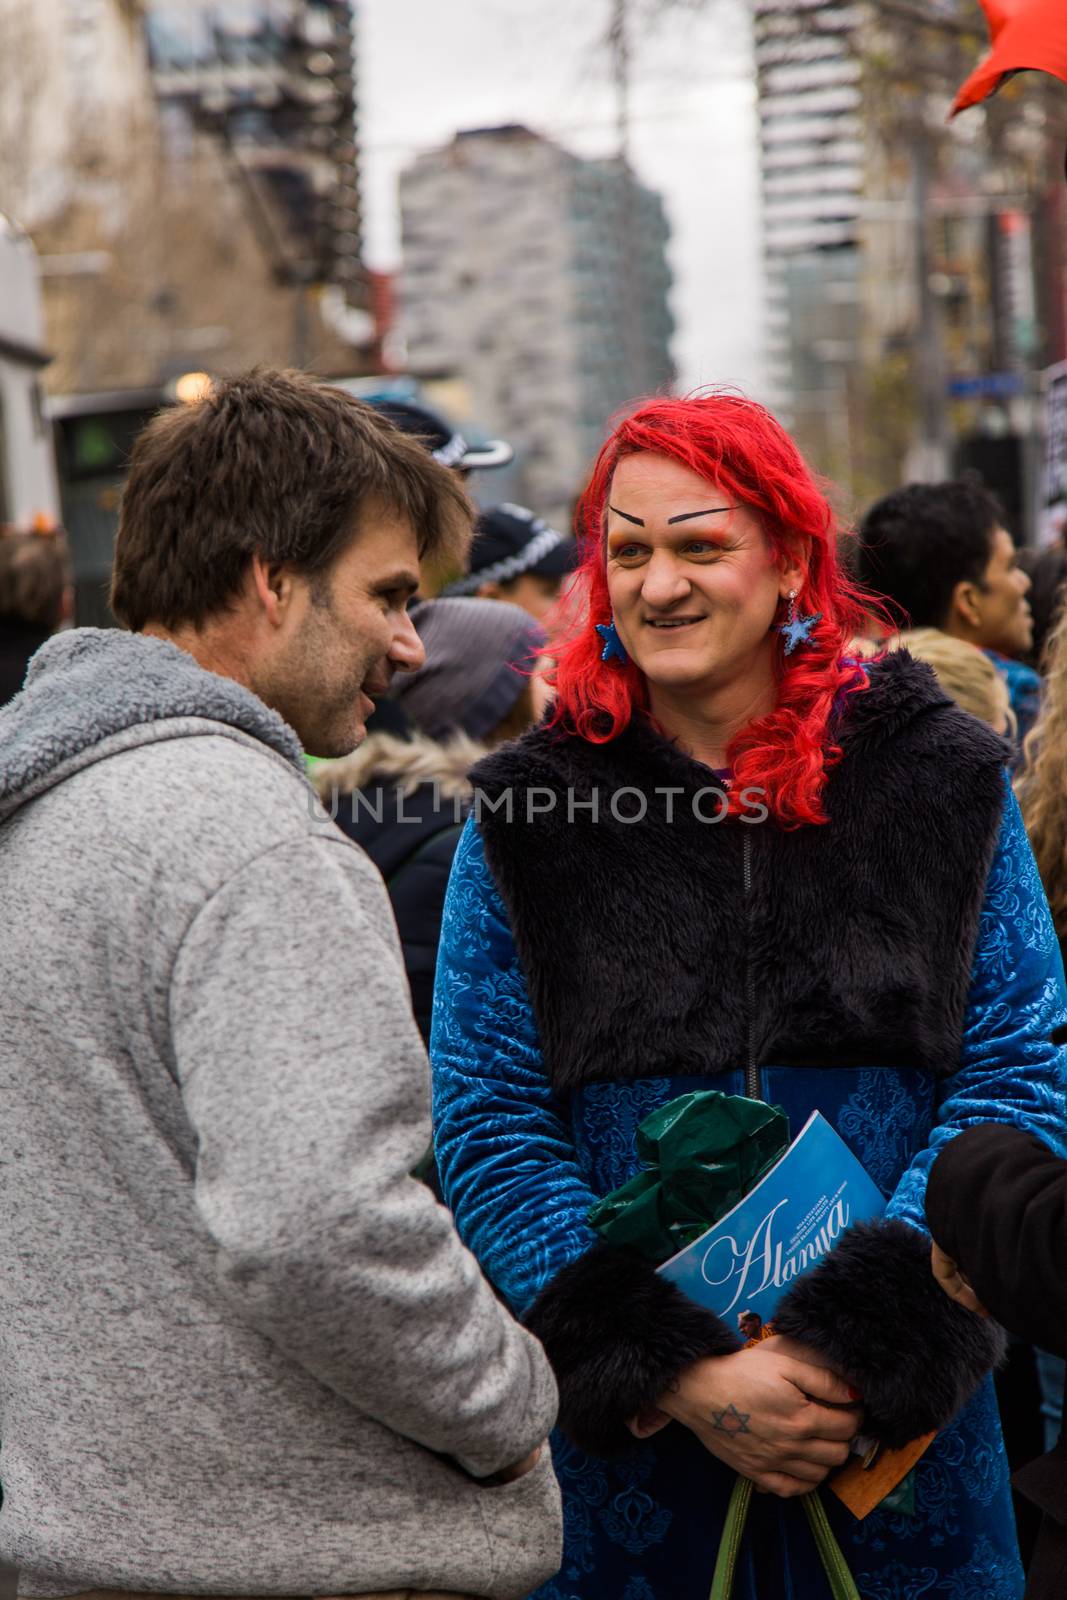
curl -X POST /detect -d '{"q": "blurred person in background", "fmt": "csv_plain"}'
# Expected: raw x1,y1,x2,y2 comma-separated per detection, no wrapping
316,596,548,1044
896,618,1051,1559
1015,596,1067,1477
442,504,580,623
934,15,1067,1592
1020,541,1067,670
369,395,514,600
430,393,1057,1600
1008,586,1067,1554
927,1123,1067,1600
370,394,514,480
344,396,516,747
891,626,1014,736
1020,598,1067,972
0,517,73,708
856,481,1038,752
0,369,561,1600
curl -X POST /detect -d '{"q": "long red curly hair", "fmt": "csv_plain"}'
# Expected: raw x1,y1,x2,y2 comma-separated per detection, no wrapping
549,394,877,828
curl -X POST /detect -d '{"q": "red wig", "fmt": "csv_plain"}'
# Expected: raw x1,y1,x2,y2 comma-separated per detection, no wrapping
550,393,876,828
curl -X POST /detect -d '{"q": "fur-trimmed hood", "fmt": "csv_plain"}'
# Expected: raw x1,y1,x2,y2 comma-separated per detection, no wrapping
313,729,488,806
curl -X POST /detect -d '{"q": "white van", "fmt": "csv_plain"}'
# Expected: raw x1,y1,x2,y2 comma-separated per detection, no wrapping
0,213,60,526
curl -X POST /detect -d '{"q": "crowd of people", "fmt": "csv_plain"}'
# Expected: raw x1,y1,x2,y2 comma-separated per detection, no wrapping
1,366,1067,1600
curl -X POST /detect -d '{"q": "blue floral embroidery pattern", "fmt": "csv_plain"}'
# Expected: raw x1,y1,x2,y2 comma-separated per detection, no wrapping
837,1069,929,1194
597,1454,673,1555
938,1536,1024,1599
886,787,1067,1238
431,819,598,1314
573,1078,675,1192
621,1581,657,1600
853,1560,939,1599
550,1436,609,1581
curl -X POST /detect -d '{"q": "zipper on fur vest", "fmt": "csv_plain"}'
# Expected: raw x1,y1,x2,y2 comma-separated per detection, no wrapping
743,828,761,1101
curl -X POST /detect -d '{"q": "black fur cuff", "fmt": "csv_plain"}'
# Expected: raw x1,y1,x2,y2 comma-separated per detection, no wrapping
524,1241,741,1456
772,1217,1006,1449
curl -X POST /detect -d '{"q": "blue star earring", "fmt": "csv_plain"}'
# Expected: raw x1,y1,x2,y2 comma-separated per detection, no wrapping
595,617,629,663
777,589,822,654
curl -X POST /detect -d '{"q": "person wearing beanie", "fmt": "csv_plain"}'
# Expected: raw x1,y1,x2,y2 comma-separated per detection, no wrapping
367,395,513,603
443,504,580,623
315,598,548,1042
352,395,515,736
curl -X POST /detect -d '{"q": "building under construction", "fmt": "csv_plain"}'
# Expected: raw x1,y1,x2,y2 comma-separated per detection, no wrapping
145,0,364,302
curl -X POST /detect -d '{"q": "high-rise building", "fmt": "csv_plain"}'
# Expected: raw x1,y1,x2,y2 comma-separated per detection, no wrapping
754,2,866,484
144,0,364,299
754,1,1066,508
399,125,674,522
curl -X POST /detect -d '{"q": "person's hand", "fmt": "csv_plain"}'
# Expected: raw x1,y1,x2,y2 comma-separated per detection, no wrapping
487,1443,544,1485
930,1240,988,1317
655,1335,863,1497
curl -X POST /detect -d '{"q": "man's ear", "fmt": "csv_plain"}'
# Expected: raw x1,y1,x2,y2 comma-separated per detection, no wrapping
477,580,504,600
250,555,296,628
950,577,983,632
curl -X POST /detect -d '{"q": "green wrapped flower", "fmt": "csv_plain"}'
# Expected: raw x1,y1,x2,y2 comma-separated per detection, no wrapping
588,1090,790,1263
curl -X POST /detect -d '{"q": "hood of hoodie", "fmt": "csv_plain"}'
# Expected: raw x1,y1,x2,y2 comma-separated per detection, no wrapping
0,627,306,824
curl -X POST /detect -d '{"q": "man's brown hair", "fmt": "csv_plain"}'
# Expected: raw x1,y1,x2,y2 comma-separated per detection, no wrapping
110,369,473,631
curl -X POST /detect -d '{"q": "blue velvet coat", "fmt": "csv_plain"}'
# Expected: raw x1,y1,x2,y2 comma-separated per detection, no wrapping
431,784,1067,1600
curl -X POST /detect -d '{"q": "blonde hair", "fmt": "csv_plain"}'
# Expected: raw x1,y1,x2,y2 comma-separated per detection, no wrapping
892,628,1013,736
1019,604,1067,939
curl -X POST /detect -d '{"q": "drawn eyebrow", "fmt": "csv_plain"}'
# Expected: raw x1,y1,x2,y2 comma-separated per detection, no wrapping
667,507,735,524
607,505,645,526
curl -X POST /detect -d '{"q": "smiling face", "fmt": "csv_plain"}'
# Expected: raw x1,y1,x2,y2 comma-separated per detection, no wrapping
252,506,426,757
605,452,802,698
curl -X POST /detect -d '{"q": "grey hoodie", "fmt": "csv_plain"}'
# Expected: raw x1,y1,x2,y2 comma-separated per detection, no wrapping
0,629,561,1599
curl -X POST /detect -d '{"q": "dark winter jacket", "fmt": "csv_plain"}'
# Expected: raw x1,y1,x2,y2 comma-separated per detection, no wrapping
0,620,51,708
317,732,479,1042
928,1124,1067,1600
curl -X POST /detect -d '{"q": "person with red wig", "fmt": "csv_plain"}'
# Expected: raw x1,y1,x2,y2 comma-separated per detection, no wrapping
430,394,1067,1598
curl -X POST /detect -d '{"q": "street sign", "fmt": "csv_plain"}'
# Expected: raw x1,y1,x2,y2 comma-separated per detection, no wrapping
946,373,1026,399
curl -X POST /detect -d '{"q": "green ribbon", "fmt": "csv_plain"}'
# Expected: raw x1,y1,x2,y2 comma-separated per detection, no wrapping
709,1476,861,1600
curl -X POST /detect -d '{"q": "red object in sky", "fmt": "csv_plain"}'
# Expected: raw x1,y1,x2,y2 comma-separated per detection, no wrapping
952,0,1067,116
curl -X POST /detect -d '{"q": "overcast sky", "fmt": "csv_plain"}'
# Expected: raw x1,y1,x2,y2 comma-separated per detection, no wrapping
357,0,766,400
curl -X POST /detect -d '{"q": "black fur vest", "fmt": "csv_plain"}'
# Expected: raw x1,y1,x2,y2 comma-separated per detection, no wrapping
471,652,1008,1095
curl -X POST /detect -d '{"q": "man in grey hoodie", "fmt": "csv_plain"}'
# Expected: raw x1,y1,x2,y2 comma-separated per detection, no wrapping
0,370,561,1600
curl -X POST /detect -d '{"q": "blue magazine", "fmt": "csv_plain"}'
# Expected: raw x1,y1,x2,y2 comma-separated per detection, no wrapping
658,1110,886,1329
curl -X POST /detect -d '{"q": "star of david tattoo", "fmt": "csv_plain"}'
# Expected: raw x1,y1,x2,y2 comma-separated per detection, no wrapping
710,1403,751,1436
